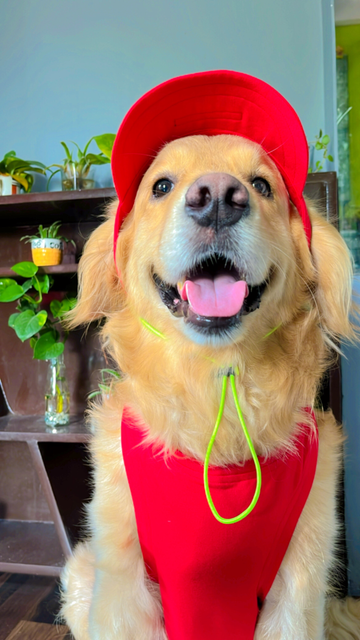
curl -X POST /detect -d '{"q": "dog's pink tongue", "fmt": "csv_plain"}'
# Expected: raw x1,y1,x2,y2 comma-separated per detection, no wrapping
181,275,248,317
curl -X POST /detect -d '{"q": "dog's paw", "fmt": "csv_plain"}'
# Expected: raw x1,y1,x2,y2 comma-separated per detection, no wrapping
60,542,95,640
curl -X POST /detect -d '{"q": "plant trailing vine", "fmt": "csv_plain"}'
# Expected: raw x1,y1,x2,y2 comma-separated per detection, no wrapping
308,130,334,173
0,261,76,360
88,368,121,400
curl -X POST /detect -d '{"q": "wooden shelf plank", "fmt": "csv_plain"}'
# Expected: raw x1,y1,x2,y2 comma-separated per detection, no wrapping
0,263,78,277
0,520,65,574
0,187,116,227
0,414,91,443
0,187,116,207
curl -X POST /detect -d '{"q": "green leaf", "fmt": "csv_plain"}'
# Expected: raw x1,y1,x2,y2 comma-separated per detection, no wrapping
48,221,61,238
25,167,45,175
319,129,323,138
2,157,45,174
98,383,110,394
0,283,25,302
51,297,77,319
83,137,93,156
17,297,38,311
50,300,62,318
327,154,334,162
24,173,34,192
11,261,38,277
46,168,61,190
21,279,33,293
24,160,47,169
0,278,17,291
85,152,109,165
12,173,29,191
61,141,73,162
88,390,101,399
8,313,20,328
33,274,50,294
101,368,121,379
6,159,30,173
13,309,48,341
33,331,64,360
62,297,77,311
30,337,38,349
315,141,322,151
322,134,330,145
70,141,84,159
93,133,116,159
20,234,37,243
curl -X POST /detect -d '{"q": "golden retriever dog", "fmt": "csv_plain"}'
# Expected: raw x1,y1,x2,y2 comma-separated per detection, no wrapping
61,72,360,639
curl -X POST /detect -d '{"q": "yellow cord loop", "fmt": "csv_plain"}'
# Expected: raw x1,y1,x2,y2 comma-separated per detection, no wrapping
203,373,262,524
138,315,265,524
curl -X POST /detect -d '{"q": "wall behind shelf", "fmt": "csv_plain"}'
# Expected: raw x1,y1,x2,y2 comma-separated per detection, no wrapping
0,0,334,192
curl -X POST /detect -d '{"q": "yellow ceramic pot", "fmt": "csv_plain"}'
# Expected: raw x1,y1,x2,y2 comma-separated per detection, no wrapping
31,238,63,266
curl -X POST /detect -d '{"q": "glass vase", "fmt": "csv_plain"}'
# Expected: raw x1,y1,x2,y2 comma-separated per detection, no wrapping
61,162,95,191
44,353,70,429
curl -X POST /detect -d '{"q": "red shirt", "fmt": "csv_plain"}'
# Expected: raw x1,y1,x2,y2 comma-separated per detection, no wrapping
122,408,318,640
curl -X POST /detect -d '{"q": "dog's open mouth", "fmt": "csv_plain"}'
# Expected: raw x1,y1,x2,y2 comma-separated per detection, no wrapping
153,254,269,334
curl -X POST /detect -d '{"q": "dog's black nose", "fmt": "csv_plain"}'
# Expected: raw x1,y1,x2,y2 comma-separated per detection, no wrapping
185,173,250,229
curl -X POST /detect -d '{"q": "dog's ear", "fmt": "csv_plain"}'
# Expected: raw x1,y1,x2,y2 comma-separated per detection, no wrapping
307,202,354,341
66,202,121,328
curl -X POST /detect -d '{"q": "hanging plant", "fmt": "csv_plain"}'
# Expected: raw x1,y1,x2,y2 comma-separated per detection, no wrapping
0,261,76,359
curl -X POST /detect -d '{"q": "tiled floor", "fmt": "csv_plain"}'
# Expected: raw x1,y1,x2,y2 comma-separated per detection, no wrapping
0,573,71,639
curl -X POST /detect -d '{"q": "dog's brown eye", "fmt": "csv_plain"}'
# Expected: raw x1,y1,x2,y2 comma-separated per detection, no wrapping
152,178,173,198
252,177,272,197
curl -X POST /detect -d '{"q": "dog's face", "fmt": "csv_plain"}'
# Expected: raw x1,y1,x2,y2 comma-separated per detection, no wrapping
121,135,301,345
72,133,353,363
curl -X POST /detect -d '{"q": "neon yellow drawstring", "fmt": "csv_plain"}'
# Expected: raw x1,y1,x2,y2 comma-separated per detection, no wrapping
140,317,167,340
139,316,264,523
262,323,282,340
203,373,262,524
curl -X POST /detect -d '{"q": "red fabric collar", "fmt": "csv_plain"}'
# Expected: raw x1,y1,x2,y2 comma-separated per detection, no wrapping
111,70,311,259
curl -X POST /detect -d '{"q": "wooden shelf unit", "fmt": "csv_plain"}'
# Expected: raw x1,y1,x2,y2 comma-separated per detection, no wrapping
0,188,114,576
0,415,90,576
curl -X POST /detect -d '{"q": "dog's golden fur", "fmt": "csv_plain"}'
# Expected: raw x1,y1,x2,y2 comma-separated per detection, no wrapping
61,135,358,639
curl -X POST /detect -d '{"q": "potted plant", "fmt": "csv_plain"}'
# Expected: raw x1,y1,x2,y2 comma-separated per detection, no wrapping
0,261,76,427
47,133,115,191
20,221,76,267
0,150,47,194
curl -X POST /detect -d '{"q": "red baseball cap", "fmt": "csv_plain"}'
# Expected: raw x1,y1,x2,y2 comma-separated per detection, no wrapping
111,70,310,254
